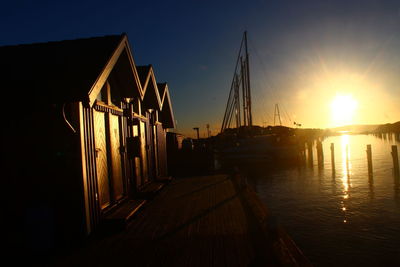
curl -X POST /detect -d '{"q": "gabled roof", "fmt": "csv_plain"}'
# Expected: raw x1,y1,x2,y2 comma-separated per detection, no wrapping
87,34,143,106
157,82,167,105
1,34,175,128
136,65,152,91
0,33,144,107
157,83,175,128
137,65,162,111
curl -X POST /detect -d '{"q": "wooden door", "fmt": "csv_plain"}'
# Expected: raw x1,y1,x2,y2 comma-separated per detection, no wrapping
156,124,167,177
93,110,110,210
132,124,142,190
139,121,148,185
146,114,156,181
109,114,124,201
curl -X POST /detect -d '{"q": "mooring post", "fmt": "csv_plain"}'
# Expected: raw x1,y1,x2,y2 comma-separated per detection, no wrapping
317,141,324,168
366,144,373,177
307,141,313,167
392,145,399,177
330,143,335,173
321,141,324,161
297,143,306,165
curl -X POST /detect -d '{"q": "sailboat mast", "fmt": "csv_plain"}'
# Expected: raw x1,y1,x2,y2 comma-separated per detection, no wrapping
274,103,282,126
244,31,252,126
220,31,253,133
241,56,247,126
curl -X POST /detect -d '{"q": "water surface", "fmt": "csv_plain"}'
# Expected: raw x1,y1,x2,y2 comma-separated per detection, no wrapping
249,134,400,266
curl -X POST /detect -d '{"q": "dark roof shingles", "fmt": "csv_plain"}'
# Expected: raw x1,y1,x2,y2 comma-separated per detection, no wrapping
0,34,124,103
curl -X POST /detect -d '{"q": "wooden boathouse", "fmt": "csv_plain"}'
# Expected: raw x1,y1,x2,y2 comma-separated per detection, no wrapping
1,33,175,252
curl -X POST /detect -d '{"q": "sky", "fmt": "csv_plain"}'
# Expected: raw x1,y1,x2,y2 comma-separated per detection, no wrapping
1,0,400,138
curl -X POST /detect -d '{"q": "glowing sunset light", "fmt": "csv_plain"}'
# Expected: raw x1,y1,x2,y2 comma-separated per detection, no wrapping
330,94,358,127
288,67,399,130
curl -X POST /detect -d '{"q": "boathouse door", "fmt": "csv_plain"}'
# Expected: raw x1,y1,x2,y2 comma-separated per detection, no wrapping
156,124,167,177
139,120,149,186
93,109,126,211
146,112,157,181
93,110,111,210
109,114,124,201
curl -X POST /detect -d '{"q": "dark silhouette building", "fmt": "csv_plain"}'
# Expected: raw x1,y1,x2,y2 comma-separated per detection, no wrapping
1,33,175,253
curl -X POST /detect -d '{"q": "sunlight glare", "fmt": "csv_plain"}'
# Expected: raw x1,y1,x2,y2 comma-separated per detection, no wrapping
330,95,358,127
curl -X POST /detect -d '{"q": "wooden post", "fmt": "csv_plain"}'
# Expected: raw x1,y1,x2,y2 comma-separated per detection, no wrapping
297,143,306,165
366,144,373,177
330,143,335,173
392,145,399,177
317,141,324,168
307,141,313,167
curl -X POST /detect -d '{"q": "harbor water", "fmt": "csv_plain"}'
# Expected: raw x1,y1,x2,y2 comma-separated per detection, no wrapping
248,133,400,266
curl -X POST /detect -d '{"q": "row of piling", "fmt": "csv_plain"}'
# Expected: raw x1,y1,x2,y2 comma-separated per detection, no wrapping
301,141,399,177
372,132,400,142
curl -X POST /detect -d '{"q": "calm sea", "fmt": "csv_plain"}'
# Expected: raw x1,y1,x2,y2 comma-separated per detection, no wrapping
248,133,400,266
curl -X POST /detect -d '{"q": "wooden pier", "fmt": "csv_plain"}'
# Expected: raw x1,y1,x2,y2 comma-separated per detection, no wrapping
54,174,311,267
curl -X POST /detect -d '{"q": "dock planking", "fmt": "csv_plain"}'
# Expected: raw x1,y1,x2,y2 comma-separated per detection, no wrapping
102,199,147,231
55,174,309,266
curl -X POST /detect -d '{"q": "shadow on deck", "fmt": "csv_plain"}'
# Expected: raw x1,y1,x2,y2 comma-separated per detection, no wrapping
53,174,312,267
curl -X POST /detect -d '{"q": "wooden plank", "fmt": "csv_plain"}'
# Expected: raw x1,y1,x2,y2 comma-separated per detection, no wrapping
105,199,146,221
136,181,165,200
101,199,147,232
54,174,310,267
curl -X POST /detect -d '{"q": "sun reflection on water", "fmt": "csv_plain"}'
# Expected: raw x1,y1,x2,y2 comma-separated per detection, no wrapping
340,134,352,223
253,133,400,265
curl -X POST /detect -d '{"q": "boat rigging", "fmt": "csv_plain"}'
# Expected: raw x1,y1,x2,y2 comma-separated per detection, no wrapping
220,31,253,133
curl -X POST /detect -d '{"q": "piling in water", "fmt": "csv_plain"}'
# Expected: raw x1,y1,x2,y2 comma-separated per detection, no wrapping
366,144,373,177
307,141,313,168
298,144,306,165
392,145,399,177
330,143,335,173
317,141,324,168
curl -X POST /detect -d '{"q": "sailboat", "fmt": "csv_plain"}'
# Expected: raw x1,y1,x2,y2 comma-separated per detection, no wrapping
216,32,300,166
220,31,253,133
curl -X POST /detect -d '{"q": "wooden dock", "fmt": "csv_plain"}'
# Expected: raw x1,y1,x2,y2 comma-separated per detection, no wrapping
54,174,311,266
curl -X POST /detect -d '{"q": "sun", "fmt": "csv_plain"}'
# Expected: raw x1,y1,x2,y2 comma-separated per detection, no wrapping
330,94,358,127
